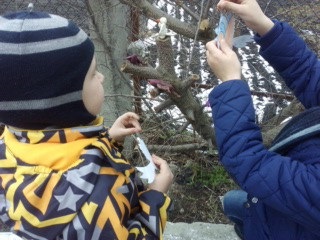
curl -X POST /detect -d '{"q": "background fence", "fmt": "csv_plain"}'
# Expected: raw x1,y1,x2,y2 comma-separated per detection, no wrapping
0,0,319,154
1,0,319,153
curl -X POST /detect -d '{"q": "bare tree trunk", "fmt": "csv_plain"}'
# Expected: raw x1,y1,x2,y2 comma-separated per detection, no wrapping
87,0,132,127
87,0,137,157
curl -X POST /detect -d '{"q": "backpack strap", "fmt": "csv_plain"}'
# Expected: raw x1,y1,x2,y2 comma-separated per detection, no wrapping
269,107,320,153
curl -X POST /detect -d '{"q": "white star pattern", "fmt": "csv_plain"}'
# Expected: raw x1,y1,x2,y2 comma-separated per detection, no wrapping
54,187,83,211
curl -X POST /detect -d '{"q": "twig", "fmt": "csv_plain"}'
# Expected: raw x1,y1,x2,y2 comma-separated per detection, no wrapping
148,143,208,153
184,0,206,79
174,0,200,21
104,94,163,102
203,0,214,19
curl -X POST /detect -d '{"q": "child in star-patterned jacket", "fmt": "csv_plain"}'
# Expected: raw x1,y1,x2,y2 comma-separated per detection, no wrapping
0,9,173,240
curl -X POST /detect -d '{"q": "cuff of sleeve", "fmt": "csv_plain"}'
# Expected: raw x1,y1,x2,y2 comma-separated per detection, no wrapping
209,79,245,97
139,189,171,208
101,128,124,151
138,190,172,236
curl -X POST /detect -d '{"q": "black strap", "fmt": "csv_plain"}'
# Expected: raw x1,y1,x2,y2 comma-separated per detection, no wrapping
270,107,320,153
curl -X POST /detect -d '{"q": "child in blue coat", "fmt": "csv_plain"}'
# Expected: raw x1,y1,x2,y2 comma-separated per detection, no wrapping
206,0,320,239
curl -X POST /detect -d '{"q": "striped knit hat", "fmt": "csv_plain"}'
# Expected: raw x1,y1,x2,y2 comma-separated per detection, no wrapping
0,10,95,129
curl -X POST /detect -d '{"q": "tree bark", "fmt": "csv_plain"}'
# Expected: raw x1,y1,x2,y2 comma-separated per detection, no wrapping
87,0,136,157
87,0,132,126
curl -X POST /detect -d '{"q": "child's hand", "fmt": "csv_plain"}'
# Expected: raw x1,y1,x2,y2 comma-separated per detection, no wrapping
148,155,174,193
217,0,274,36
206,38,241,82
109,112,141,143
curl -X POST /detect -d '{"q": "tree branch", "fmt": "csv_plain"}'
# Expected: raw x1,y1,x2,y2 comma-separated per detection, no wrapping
174,0,200,21
154,98,174,113
121,61,163,79
119,0,213,40
203,0,214,19
148,143,208,153
156,37,176,76
189,82,295,101
183,74,200,88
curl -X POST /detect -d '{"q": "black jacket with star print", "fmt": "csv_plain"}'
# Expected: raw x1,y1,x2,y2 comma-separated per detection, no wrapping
0,117,171,240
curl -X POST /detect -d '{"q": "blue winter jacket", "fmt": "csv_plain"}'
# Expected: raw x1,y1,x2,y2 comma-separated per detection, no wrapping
209,21,320,239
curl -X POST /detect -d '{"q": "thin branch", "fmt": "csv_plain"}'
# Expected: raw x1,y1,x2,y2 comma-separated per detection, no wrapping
174,0,200,21
119,0,200,40
250,90,294,101
203,0,214,19
104,94,162,102
190,83,295,101
263,0,273,14
184,0,206,79
148,143,208,153
178,121,190,133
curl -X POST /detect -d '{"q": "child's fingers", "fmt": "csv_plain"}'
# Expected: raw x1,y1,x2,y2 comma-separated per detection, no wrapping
128,119,141,132
151,154,163,165
121,112,141,131
152,154,169,169
219,37,232,53
218,0,241,15
123,112,140,123
206,40,219,53
117,128,138,138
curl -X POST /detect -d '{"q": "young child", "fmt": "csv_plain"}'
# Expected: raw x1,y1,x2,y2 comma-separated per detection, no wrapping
206,0,320,239
0,9,173,240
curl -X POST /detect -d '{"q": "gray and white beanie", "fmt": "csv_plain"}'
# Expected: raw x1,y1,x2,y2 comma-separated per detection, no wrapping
0,10,95,129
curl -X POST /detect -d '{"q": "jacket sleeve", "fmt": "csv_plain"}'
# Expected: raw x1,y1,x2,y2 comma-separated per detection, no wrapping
94,138,171,240
132,190,171,239
209,80,320,234
255,21,320,108
62,168,171,240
